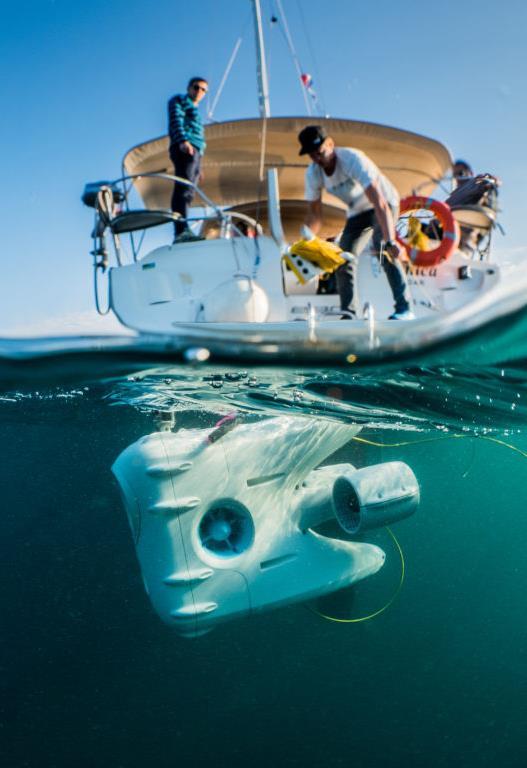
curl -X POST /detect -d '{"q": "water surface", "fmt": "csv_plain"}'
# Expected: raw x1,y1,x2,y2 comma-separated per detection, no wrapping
1,345,526,768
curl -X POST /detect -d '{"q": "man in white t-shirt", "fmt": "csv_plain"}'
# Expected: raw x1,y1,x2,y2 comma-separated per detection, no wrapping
298,125,413,320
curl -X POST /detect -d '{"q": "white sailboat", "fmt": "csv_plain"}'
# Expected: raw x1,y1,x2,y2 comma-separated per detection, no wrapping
83,0,525,364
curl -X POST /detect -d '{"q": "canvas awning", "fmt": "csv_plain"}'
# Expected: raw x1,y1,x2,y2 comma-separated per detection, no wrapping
122,116,452,239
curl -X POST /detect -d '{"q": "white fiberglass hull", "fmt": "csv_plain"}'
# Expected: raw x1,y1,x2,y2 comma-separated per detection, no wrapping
105,236,527,364
130,271,527,364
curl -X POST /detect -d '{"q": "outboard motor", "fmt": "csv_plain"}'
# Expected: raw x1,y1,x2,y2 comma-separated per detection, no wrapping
112,415,418,638
81,181,125,209
82,181,127,274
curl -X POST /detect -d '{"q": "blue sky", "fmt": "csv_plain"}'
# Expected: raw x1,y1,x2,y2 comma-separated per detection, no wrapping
2,0,526,334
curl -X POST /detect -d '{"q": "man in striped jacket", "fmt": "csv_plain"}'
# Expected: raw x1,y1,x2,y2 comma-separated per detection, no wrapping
167,77,208,241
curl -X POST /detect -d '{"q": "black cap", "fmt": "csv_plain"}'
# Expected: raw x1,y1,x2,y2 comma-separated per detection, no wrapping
298,125,327,156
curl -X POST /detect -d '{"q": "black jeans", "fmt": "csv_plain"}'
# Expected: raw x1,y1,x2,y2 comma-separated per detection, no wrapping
336,208,410,314
169,145,202,235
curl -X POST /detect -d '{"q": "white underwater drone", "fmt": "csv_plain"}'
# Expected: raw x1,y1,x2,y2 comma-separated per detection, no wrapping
112,416,419,638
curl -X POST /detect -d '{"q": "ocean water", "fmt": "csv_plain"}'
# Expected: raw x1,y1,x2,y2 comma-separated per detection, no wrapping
1,346,527,768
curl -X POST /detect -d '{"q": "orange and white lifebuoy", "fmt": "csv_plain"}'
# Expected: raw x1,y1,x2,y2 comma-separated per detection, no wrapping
397,196,460,267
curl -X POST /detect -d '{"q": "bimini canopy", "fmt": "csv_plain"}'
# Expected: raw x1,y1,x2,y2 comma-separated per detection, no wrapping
123,117,452,238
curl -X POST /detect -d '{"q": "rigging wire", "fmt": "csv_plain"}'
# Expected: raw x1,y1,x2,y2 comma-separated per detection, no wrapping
205,9,252,121
207,37,243,121
272,0,312,115
294,0,327,116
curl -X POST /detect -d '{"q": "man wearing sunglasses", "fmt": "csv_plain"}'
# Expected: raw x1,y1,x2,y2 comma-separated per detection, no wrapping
168,77,208,241
298,125,413,320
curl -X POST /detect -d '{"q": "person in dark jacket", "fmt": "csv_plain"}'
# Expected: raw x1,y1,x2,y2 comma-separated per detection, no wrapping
449,160,500,210
167,77,208,241
447,160,500,254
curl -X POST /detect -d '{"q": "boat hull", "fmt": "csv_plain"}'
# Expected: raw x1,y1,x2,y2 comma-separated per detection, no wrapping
136,272,527,366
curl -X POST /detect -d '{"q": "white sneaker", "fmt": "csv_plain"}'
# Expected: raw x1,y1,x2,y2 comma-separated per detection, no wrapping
173,229,204,244
388,309,416,320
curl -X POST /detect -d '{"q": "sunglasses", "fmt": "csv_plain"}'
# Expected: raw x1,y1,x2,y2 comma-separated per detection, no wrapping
309,142,326,156
192,84,208,93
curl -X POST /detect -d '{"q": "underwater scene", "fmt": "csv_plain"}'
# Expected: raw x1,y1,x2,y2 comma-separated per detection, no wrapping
2,350,527,768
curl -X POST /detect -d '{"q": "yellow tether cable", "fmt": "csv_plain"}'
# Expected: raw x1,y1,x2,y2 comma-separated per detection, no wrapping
310,431,527,626
308,527,405,624
352,434,462,449
352,433,527,460
476,435,527,460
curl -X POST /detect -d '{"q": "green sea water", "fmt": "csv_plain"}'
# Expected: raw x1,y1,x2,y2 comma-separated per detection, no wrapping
1,353,526,768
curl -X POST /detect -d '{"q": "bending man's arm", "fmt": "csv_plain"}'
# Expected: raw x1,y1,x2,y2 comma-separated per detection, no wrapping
365,180,403,259
305,199,323,235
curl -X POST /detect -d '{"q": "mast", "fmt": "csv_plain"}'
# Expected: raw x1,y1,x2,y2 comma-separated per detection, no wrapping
251,0,284,250
251,0,271,118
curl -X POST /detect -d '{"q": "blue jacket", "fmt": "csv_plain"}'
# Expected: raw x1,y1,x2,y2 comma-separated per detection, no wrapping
167,94,206,154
